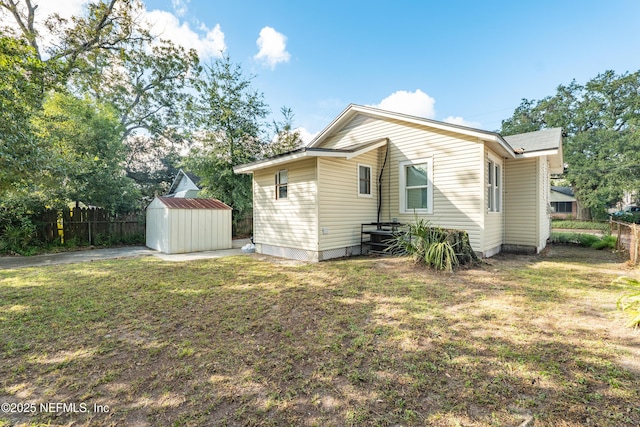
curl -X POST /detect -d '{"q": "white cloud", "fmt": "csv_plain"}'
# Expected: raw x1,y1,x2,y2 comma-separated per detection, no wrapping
145,10,225,59
171,0,190,17
371,90,436,118
296,127,319,145
0,1,225,60
443,116,481,128
31,0,92,21
0,0,94,50
254,26,291,69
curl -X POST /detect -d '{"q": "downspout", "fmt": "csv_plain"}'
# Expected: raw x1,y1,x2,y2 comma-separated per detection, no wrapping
377,143,389,228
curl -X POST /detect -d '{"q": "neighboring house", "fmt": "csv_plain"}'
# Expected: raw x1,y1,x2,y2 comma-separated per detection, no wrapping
550,186,577,219
166,169,201,198
234,104,563,261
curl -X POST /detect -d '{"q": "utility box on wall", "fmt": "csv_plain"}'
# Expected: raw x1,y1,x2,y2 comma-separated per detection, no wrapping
146,197,232,254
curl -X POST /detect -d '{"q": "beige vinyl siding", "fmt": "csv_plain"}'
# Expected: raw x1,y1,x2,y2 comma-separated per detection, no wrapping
320,114,485,252
504,157,538,247
484,149,504,253
252,158,318,251
538,157,551,250
318,150,380,251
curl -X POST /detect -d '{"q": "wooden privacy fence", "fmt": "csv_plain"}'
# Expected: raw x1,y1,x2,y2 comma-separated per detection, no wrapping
611,219,640,265
33,207,145,246
233,212,253,238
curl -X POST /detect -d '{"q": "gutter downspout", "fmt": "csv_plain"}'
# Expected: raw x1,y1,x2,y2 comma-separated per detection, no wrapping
377,143,389,229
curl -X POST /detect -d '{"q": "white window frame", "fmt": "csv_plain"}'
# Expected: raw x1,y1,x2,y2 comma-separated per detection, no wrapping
357,164,372,197
399,158,433,214
275,169,288,200
487,156,502,213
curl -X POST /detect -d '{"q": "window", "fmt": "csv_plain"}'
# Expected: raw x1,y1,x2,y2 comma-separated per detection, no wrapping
399,158,433,214
552,201,572,213
275,170,288,199
487,159,501,212
358,164,372,196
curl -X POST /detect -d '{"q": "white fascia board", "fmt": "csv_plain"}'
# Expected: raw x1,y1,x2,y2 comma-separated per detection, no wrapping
484,138,516,159
233,150,356,174
345,139,388,159
516,148,563,174
518,148,559,158
234,139,388,174
234,151,310,174
310,104,516,159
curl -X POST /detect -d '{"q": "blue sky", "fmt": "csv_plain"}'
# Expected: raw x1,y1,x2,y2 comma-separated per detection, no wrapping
38,0,640,139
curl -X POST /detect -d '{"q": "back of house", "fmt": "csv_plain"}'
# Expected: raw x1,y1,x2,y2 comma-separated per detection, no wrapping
235,104,563,261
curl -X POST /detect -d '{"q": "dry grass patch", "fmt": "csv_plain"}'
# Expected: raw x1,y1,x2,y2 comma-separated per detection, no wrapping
0,245,639,426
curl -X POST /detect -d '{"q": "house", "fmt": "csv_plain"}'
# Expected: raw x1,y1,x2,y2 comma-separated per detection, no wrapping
234,104,563,261
550,186,577,219
166,169,201,198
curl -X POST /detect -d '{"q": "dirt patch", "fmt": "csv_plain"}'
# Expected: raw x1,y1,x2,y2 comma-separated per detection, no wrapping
0,245,639,426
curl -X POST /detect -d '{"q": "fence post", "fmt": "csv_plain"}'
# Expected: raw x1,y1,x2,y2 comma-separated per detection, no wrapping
633,223,639,266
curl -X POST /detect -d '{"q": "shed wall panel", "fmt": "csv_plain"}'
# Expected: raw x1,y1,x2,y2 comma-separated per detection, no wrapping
146,196,231,254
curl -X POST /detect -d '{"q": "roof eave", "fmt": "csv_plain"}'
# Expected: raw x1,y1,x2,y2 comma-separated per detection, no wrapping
516,148,564,174
309,104,515,156
233,138,389,174
233,150,310,174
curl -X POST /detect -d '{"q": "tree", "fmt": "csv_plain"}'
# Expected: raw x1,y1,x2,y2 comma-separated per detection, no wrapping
186,56,269,219
500,70,640,216
33,92,140,213
185,56,303,224
266,107,304,157
2,0,201,196
0,35,54,191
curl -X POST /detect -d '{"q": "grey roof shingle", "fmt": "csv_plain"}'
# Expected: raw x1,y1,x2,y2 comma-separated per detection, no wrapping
551,186,574,197
503,128,563,153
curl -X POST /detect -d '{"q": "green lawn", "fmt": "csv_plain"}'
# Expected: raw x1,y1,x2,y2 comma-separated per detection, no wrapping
1,246,639,426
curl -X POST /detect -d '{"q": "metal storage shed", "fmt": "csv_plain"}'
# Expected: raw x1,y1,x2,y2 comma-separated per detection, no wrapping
146,197,232,254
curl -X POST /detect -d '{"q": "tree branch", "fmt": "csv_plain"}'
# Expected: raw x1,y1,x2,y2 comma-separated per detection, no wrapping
1,0,41,57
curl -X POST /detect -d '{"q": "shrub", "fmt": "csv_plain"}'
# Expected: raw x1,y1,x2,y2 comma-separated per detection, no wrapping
577,233,600,247
425,241,458,272
615,213,640,224
387,218,478,272
0,220,38,255
552,220,610,231
591,235,616,250
551,232,616,250
615,277,640,328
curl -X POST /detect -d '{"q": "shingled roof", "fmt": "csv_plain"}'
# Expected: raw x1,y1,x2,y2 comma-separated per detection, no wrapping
504,128,563,153
156,197,231,210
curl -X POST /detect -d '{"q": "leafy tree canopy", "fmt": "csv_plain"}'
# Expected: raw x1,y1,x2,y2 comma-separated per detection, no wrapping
185,56,302,220
500,70,640,214
0,34,54,191
33,92,140,213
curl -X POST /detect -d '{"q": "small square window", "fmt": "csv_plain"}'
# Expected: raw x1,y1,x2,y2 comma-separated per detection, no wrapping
358,165,372,196
275,170,288,199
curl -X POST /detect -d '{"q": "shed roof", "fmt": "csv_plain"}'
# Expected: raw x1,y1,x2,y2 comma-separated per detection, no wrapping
156,197,231,210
